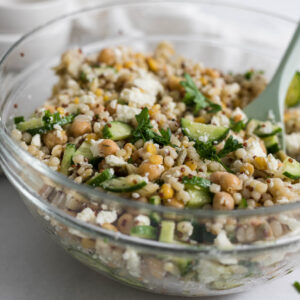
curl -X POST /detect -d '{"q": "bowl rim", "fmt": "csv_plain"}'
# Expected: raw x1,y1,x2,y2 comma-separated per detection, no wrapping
1,0,300,251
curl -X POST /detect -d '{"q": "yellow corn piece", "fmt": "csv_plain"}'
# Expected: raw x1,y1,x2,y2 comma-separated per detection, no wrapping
160,183,174,200
147,57,159,72
57,107,65,115
114,63,123,71
73,97,79,104
199,76,208,85
194,116,206,123
149,104,161,117
103,95,110,102
95,88,103,97
124,61,134,69
254,157,267,170
86,133,97,141
146,143,157,154
149,154,163,165
185,160,197,171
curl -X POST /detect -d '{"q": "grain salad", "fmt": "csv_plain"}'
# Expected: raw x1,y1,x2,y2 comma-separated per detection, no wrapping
11,42,300,246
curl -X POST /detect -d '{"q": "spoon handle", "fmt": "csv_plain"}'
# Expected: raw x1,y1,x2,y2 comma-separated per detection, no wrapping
271,22,300,103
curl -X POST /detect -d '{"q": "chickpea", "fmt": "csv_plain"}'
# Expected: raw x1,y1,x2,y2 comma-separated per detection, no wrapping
93,104,105,116
99,139,119,156
69,120,92,138
97,48,116,65
117,213,134,234
213,192,234,210
219,173,242,193
138,162,163,181
43,130,67,149
210,171,226,184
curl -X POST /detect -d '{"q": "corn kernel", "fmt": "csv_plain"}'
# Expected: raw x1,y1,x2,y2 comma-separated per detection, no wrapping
86,133,97,141
73,97,79,104
160,183,174,200
199,76,208,85
57,107,65,115
149,104,161,117
240,163,254,176
194,116,206,123
254,157,267,170
205,68,220,78
124,61,134,69
103,95,110,102
95,88,103,97
102,223,118,232
114,63,123,71
185,160,197,171
147,57,158,72
149,154,163,165
146,143,157,154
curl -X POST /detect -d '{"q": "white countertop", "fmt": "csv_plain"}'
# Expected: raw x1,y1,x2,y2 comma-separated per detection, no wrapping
1,0,300,299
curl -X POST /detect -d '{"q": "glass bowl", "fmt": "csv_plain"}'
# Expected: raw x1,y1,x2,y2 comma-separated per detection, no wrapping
1,1,300,297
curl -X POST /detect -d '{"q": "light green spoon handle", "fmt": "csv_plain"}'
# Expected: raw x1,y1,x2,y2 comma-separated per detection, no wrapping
269,22,300,118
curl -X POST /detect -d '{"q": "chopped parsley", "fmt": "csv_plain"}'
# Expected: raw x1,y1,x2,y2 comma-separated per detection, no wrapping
238,198,248,209
194,136,243,173
230,119,246,133
294,281,300,293
182,176,211,191
180,73,221,114
14,116,25,124
132,108,174,146
244,70,254,80
79,71,89,83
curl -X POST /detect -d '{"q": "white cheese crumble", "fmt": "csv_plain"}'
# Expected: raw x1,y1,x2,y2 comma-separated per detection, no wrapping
134,215,150,226
267,154,279,172
105,155,127,167
211,113,230,127
76,207,96,223
286,133,300,155
90,139,104,157
96,210,117,225
115,104,141,122
259,121,273,134
31,134,41,148
214,230,234,250
123,248,141,277
245,138,266,158
120,87,156,108
231,107,247,122
133,71,163,96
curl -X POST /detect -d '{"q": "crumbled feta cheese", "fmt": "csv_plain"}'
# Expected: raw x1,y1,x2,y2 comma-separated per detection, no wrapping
31,134,41,148
267,154,278,172
96,210,117,225
134,215,150,226
177,221,193,236
123,248,141,277
198,133,209,142
105,155,127,166
211,113,230,127
214,230,233,250
80,93,96,104
259,121,273,134
115,104,141,122
53,124,63,131
90,139,104,157
286,133,300,155
120,87,156,108
245,138,266,158
76,207,96,223
210,183,221,193
133,71,163,96
110,99,118,109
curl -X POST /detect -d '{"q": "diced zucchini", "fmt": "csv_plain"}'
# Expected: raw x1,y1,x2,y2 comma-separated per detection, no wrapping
190,223,216,243
87,169,114,187
102,121,133,141
282,157,300,180
263,135,280,154
181,118,229,143
130,225,157,239
173,258,193,276
16,117,44,132
254,122,282,138
149,195,161,205
74,141,93,160
101,174,147,192
285,71,300,107
60,144,76,175
159,221,175,243
186,187,212,208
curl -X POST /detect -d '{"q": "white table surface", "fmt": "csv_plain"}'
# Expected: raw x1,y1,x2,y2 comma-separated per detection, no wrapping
1,1,300,299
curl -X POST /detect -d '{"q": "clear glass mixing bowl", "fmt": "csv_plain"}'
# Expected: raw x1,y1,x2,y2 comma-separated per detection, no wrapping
0,1,300,296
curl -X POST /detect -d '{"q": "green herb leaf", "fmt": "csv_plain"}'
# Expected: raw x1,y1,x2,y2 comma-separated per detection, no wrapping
230,119,246,133
26,110,76,135
244,70,254,80
238,198,248,209
218,136,243,158
180,73,221,114
79,71,89,83
194,136,242,173
182,176,211,191
14,116,25,124
132,108,173,146
294,281,300,293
